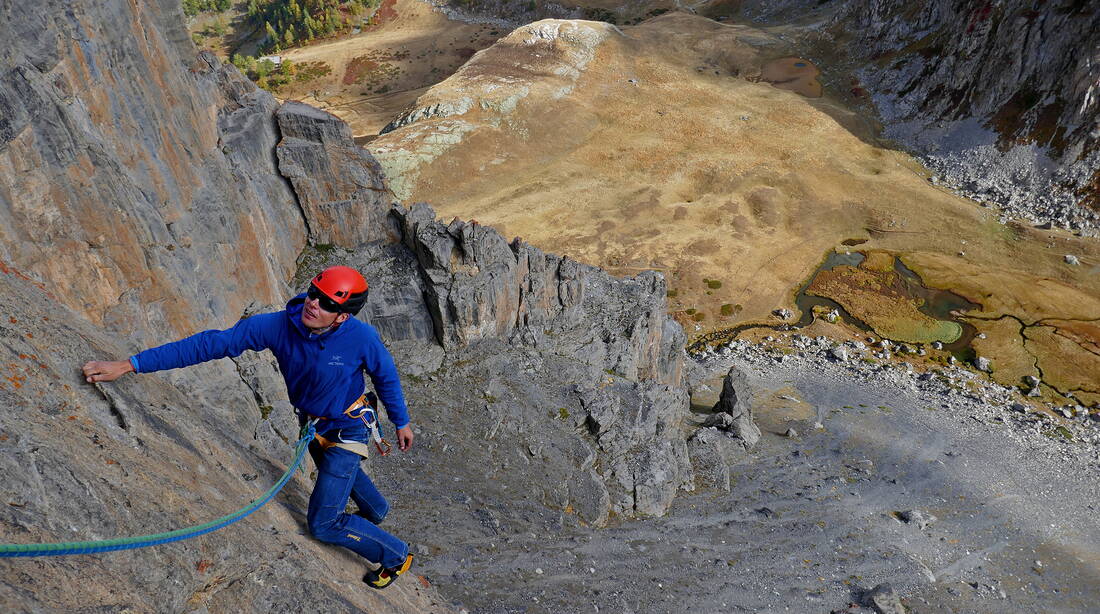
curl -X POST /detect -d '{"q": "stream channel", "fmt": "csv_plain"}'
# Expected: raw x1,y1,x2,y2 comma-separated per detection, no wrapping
692,250,981,360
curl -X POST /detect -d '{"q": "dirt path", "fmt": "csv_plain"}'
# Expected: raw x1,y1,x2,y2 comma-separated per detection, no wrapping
279,0,505,137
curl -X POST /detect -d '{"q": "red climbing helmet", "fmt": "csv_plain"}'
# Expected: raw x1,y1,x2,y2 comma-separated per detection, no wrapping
308,266,369,315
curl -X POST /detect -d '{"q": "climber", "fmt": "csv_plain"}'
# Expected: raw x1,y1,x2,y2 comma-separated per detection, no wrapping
81,265,415,589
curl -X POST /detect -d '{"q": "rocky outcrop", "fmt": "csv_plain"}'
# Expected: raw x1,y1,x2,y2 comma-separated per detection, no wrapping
371,19,622,200
387,200,691,519
740,0,1100,227
393,202,684,384
381,19,616,135
395,202,692,518
706,366,760,448
578,379,693,516
275,102,396,247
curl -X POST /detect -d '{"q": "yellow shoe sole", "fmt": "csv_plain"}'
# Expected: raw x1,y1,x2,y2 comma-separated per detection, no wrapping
364,554,413,590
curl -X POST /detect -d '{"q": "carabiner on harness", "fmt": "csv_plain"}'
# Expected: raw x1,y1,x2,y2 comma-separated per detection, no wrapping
344,394,390,457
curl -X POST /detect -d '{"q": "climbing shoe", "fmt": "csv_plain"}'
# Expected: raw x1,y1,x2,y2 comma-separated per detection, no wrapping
364,554,413,590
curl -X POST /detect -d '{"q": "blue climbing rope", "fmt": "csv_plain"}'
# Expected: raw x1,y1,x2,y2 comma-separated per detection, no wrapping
0,422,316,557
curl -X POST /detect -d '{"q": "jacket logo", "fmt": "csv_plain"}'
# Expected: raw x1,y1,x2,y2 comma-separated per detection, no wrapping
347,534,361,542
328,355,344,366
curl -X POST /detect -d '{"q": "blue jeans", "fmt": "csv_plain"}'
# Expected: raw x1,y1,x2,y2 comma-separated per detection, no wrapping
304,421,408,569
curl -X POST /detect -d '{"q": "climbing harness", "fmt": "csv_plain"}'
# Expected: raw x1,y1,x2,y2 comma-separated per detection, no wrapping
0,422,317,558
312,392,391,458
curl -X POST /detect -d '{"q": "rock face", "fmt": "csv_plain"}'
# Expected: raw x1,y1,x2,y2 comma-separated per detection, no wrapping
740,0,1100,226
0,3,306,348
0,1,447,610
0,267,443,613
276,101,397,247
394,201,683,383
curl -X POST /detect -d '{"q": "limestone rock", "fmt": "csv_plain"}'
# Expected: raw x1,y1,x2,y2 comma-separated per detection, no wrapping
392,202,685,385
688,428,731,492
711,366,760,448
578,380,693,518
861,582,906,614
568,468,611,526
0,270,441,613
275,101,396,248
0,2,306,348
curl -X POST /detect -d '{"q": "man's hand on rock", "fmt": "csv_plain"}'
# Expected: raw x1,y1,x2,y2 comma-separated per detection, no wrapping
396,425,414,452
82,360,134,383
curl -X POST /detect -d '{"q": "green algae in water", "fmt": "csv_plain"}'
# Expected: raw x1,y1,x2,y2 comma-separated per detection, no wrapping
803,251,971,345
883,318,963,344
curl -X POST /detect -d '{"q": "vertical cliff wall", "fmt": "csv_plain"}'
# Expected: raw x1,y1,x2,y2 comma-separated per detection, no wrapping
0,0,307,351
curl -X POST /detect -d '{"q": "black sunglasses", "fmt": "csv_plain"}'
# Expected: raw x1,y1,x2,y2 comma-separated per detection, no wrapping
307,285,343,313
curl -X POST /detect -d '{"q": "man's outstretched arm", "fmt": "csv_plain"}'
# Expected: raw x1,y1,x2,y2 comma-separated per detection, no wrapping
82,312,278,383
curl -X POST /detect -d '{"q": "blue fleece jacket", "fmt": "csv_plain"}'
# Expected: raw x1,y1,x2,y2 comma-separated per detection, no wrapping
129,294,410,430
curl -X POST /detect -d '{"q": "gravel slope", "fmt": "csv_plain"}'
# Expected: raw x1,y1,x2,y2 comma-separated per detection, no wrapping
391,339,1100,613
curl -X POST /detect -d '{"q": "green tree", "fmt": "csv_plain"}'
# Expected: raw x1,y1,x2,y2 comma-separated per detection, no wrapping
265,21,278,47
256,58,276,79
